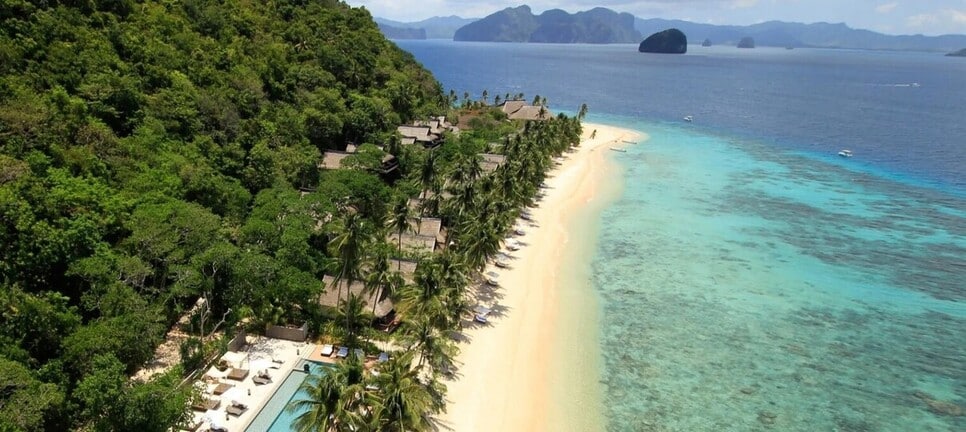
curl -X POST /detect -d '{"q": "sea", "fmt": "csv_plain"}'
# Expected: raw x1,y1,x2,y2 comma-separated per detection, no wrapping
396,41,966,431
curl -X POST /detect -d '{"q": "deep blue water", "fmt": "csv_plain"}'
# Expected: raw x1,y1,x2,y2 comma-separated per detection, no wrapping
396,41,965,431
398,41,966,192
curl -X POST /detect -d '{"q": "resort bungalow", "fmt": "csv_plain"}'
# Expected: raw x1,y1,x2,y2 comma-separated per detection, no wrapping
396,125,441,148
499,100,553,121
320,275,394,319
480,153,506,173
388,258,418,284
319,144,399,176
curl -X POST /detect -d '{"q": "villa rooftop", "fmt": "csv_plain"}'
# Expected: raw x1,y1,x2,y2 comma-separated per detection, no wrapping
320,275,394,317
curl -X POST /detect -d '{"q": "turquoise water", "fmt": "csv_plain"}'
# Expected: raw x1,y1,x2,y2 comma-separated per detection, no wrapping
246,361,328,432
592,118,964,431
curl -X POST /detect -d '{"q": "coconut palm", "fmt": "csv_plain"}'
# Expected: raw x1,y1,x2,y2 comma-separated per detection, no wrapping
365,243,403,317
288,354,371,432
338,292,368,347
328,212,372,306
370,351,441,431
387,193,416,258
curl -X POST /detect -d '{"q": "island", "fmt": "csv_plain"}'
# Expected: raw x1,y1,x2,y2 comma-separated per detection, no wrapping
737,36,756,48
377,22,427,40
702,38,713,47
454,5,641,43
639,28,688,54
947,48,966,57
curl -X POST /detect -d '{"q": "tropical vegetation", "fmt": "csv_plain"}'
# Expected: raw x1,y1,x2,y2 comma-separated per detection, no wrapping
0,0,584,430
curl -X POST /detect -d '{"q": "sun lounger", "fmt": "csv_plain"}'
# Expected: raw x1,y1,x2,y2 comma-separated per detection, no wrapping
226,368,249,381
190,397,220,411
178,419,202,431
473,305,491,324
212,383,233,395
336,346,349,358
227,402,249,416
377,352,389,363
321,344,334,357
209,424,228,432
253,374,272,385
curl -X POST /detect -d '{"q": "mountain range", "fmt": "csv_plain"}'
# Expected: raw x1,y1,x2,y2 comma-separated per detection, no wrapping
453,6,640,44
376,7,966,52
375,16,477,39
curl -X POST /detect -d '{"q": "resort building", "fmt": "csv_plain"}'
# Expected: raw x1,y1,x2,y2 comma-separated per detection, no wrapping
319,275,395,318
319,143,399,174
480,153,506,173
499,99,553,121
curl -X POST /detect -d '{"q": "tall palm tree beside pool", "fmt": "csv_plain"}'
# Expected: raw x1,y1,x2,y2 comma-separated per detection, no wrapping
288,355,371,432
370,351,442,431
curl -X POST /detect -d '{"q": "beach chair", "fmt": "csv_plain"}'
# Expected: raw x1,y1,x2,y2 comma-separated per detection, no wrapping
226,368,249,381
377,352,389,363
190,397,220,412
473,305,491,324
321,344,334,357
209,424,229,432
336,346,349,358
253,373,272,385
227,402,249,417
212,383,233,395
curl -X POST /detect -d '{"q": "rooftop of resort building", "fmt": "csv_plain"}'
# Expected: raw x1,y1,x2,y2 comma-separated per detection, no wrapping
499,100,552,121
387,232,437,255
319,275,394,317
480,153,507,173
388,258,418,283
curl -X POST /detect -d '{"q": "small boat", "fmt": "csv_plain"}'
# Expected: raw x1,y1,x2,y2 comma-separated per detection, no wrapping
683,115,693,122
609,147,626,153
838,149,853,158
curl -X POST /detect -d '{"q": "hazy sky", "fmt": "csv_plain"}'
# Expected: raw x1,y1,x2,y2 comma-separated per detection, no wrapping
345,0,966,36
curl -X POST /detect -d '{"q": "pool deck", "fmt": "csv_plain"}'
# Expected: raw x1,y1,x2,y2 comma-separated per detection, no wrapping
188,337,314,432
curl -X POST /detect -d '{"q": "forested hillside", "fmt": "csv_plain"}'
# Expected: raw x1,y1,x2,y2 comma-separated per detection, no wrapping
0,0,443,430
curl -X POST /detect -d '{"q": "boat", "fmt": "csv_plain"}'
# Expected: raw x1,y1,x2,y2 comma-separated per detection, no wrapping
609,147,626,153
684,115,693,122
838,149,853,158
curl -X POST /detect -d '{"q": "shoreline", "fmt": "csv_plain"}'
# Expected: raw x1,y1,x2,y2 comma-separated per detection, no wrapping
441,122,646,431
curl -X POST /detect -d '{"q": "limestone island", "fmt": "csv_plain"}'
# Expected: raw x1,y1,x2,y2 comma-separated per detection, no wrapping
638,28,688,54
947,48,966,57
737,36,756,48
702,38,712,47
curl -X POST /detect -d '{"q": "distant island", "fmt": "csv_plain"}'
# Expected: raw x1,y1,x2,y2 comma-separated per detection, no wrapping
947,48,966,57
702,38,712,47
377,22,426,40
379,8,966,52
737,36,756,48
639,28,688,54
376,15,477,39
453,5,641,43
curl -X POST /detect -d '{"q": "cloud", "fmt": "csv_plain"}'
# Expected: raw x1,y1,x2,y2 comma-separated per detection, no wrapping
905,9,966,34
875,2,898,14
729,0,760,9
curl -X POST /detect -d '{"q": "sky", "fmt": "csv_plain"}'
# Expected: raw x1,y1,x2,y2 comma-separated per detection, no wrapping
345,0,966,36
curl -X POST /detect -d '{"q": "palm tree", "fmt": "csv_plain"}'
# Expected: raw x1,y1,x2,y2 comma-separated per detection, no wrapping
288,355,371,432
365,244,403,317
387,194,415,258
578,103,589,120
338,292,368,348
328,212,371,306
370,351,440,431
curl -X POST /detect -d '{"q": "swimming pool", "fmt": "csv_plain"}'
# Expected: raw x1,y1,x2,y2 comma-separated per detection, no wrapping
245,360,329,432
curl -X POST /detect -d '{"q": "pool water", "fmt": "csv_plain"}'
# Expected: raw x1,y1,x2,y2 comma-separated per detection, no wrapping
246,361,329,432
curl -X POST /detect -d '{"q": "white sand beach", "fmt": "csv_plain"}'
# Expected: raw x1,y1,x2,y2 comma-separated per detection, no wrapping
442,123,646,432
